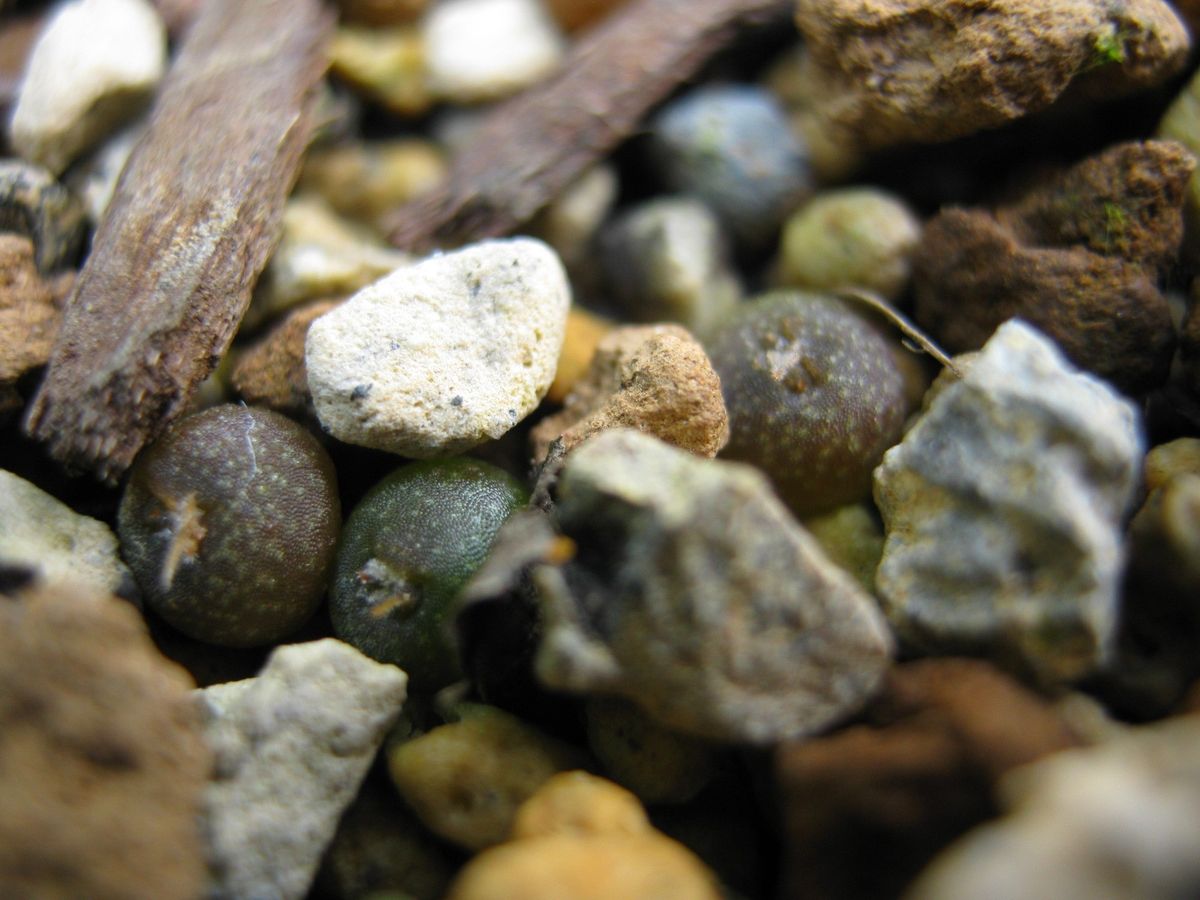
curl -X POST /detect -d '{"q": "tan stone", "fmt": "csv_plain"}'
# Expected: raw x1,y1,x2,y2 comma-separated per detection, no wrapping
511,771,649,839
0,584,210,899
791,0,1189,177
232,299,342,417
1145,437,1200,492
0,233,73,414
330,25,432,117
531,323,729,464
546,305,614,404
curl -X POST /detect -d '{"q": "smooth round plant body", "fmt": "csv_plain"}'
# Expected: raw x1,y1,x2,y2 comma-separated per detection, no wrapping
707,291,908,517
118,404,341,647
330,458,528,693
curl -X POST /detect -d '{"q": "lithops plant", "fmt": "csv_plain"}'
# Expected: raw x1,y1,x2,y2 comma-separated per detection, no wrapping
117,404,340,646
706,290,909,517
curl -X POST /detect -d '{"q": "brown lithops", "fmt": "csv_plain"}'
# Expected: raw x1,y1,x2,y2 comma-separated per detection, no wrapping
706,291,908,516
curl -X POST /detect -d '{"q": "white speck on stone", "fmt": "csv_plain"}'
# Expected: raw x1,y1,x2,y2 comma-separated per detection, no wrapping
873,319,1144,684
909,716,1200,900
196,638,408,900
305,236,570,457
423,0,565,104
0,468,133,598
9,0,166,175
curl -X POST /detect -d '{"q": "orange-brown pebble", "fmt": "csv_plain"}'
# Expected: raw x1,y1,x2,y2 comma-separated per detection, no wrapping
547,304,613,404
446,772,722,900
0,233,73,413
534,322,728,463
230,299,342,417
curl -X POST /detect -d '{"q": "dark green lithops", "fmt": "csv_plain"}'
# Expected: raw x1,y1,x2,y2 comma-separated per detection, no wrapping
117,404,340,647
330,457,528,692
706,291,908,517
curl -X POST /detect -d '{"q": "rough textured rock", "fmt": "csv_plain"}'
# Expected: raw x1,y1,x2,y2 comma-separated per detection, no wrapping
446,771,722,900
776,658,1079,900
909,714,1200,900
423,0,565,103
0,158,86,273
874,320,1143,684
307,237,570,457
778,187,921,301
791,0,1190,177
198,638,408,900
0,234,73,414
9,0,166,174
536,428,894,744
598,197,742,340
231,299,341,418
531,323,729,464
914,141,1191,395
0,584,210,900
248,195,409,327
0,468,133,598
648,84,811,248
388,704,588,850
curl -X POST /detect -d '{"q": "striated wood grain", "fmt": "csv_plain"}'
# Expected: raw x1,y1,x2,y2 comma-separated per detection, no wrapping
386,0,792,252
24,0,333,483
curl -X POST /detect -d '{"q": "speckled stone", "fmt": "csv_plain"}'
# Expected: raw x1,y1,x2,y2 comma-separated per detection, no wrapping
10,0,166,174
306,237,570,457
198,638,408,900
910,715,1200,900
599,196,741,340
648,84,811,248
874,320,1143,684
535,429,894,744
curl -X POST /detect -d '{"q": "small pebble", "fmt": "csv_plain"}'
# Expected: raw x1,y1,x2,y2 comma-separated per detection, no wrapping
64,123,141,222
0,157,86,273
0,583,210,900
198,639,408,900
530,163,619,272
530,323,729,465
1145,437,1200,491
598,196,742,339
9,0,166,174
536,428,894,744
775,658,1079,900
387,704,589,850
305,237,570,457
801,502,885,595
791,0,1190,177
777,187,921,302
422,0,565,104
874,320,1144,684
330,25,432,118
648,84,811,248
0,468,133,599
546,304,614,404
248,194,410,327
446,772,722,900
909,715,1200,900
706,291,909,517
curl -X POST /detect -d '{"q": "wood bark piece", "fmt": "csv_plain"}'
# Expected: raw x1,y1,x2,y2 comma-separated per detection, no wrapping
24,0,334,483
386,0,792,252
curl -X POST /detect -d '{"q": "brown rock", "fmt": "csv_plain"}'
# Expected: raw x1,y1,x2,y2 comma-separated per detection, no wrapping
230,298,342,417
1181,291,1200,395
791,0,1189,176
530,323,729,464
914,207,1176,394
0,584,211,899
999,140,1193,272
775,658,1079,900
0,233,73,414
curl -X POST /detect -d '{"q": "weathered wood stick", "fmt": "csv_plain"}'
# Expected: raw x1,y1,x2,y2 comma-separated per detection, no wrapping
24,0,333,483
387,0,793,252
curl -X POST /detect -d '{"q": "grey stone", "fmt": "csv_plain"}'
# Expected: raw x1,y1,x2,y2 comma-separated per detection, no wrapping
0,159,85,274
648,84,811,249
305,237,570,457
536,429,893,744
197,638,408,900
0,469,133,599
910,715,1200,900
599,196,742,340
874,319,1143,684
9,0,166,175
